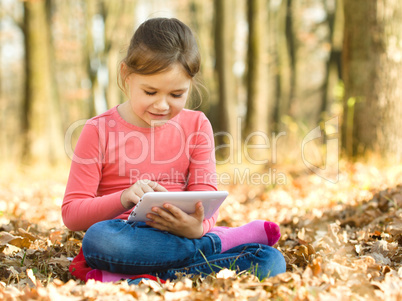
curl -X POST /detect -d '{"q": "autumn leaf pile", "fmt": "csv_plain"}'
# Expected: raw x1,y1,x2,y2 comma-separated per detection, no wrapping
0,160,401,300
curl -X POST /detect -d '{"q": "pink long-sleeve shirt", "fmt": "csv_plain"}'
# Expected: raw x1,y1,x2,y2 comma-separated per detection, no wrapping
62,106,218,234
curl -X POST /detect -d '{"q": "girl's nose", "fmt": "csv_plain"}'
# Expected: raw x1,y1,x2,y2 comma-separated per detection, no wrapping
153,97,169,111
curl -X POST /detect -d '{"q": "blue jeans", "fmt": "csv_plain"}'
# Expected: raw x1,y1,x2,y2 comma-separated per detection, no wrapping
82,220,286,282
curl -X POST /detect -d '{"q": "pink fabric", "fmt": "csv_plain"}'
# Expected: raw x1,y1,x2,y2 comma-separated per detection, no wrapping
62,106,218,234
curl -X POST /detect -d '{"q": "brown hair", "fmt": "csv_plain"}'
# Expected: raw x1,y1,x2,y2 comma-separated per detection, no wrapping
119,18,201,93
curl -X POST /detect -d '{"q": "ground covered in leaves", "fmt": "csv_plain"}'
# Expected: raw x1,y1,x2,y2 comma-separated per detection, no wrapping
1,160,401,300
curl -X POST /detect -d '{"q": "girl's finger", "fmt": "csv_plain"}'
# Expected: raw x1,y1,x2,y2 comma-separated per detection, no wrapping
132,187,145,199
162,204,184,218
151,207,176,223
140,182,155,194
144,180,168,192
153,183,168,192
146,220,168,232
146,212,165,226
146,212,159,221
192,202,204,221
130,194,141,205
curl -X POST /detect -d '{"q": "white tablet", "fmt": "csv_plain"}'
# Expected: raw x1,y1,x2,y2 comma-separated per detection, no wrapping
127,191,228,223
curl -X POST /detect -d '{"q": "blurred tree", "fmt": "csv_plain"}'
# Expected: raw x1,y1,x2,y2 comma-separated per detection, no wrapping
83,0,135,116
285,0,336,129
245,0,270,136
0,1,4,161
320,0,343,122
210,0,241,159
0,6,2,105
184,0,216,115
0,2,3,145
103,0,135,109
22,0,64,165
213,0,238,147
83,0,98,117
50,0,93,125
342,0,402,161
284,0,296,118
265,0,281,132
272,0,292,131
0,0,25,164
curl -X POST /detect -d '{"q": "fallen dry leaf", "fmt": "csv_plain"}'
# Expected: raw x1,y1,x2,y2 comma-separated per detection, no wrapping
0,161,401,300
0,232,31,250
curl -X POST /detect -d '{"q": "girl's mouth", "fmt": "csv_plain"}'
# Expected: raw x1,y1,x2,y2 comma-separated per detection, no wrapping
148,112,169,119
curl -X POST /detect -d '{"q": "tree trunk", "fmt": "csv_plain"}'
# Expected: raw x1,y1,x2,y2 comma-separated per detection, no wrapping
186,0,216,115
103,0,135,109
0,1,3,161
213,0,238,153
22,0,64,165
266,0,281,133
83,0,97,118
245,0,269,136
342,0,402,161
272,0,291,131
285,0,296,117
320,0,338,121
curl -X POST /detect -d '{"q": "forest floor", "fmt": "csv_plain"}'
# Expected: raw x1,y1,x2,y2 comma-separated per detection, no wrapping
0,158,401,300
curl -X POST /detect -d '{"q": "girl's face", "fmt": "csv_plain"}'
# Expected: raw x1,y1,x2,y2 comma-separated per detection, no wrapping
123,64,191,127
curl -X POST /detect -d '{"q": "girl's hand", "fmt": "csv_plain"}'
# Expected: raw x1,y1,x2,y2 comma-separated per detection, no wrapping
120,180,168,209
146,201,204,239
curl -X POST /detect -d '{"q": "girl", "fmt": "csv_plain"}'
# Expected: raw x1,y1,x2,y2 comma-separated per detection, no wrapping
62,17,286,284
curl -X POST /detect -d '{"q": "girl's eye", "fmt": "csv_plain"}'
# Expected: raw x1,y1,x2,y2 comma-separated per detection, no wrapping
171,93,183,98
144,91,156,96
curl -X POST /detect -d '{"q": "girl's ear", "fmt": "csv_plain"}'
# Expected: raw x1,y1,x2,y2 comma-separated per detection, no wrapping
120,62,129,82
119,62,131,96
